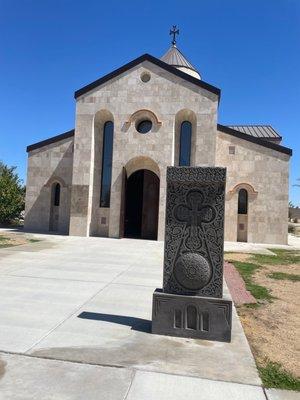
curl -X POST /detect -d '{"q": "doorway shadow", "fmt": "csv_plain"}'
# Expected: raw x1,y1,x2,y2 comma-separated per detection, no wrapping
77,311,151,333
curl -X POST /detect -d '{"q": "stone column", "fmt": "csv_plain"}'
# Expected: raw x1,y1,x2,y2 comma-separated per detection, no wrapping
69,113,94,236
108,162,123,238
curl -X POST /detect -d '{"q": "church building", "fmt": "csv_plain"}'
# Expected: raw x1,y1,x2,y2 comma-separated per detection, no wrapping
24,29,292,244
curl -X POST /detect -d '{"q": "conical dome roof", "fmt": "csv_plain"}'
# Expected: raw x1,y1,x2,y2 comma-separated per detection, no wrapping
161,45,201,79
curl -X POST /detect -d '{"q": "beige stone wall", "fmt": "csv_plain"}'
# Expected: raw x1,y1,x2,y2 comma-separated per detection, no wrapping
69,61,218,240
24,137,74,234
25,59,290,245
215,131,290,244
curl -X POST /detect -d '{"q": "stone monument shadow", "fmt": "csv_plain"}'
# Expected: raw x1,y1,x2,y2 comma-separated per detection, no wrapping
77,311,151,333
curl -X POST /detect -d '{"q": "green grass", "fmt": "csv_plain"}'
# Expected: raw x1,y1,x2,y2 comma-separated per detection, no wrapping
0,236,9,242
268,272,300,282
28,238,41,243
228,261,274,302
250,249,300,266
258,362,300,391
228,249,300,302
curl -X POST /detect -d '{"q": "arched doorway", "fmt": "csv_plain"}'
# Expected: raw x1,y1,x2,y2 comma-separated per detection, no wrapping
49,182,61,232
124,169,160,240
237,188,248,242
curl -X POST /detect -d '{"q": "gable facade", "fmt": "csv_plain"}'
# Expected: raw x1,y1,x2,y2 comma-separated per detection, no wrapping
24,54,291,244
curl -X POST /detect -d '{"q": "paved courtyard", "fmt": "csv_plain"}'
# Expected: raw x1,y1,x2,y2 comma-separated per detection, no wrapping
0,231,299,399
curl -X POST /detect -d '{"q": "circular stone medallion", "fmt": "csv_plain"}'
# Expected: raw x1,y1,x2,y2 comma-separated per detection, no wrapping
174,253,212,291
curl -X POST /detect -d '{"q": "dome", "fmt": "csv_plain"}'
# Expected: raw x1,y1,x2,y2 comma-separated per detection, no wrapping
161,45,201,80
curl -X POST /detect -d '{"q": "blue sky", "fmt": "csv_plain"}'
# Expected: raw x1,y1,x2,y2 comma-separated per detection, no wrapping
0,0,299,205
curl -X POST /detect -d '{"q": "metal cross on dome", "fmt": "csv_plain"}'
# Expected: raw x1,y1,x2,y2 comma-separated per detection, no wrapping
170,25,179,46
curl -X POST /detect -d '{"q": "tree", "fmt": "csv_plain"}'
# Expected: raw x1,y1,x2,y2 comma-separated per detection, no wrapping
0,161,25,224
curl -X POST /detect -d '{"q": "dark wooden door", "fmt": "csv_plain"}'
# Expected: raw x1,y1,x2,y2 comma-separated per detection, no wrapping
141,170,159,240
119,167,127,238
124,169,159,240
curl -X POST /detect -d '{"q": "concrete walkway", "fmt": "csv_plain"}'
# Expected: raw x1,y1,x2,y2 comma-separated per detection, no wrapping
224,234,300,254
0,231,299,399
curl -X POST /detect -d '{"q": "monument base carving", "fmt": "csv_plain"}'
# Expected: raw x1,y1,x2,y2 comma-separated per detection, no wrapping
152,289,232,342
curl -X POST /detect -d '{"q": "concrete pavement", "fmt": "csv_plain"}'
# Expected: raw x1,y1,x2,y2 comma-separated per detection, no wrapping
0,230,299,399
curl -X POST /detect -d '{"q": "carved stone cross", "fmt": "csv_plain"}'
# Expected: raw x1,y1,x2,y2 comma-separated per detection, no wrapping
152,167,232,342
174,190,216,229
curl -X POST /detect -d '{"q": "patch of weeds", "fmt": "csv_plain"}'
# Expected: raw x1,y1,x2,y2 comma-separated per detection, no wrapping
244,302,260,309
0,236,13,248
228,261,274,302
258,362,300,391
28,239,41,243
268,272,300,282
251,249,300,266
0,243,14,248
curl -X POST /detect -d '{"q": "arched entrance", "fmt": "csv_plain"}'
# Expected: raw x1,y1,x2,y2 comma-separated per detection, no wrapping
124,169,160,240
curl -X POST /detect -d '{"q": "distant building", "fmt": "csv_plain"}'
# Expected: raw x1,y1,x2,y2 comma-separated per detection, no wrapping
289,207,300,221
24,32,292,244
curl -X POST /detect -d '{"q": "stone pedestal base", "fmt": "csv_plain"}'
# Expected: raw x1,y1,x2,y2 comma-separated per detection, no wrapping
152,289,232,342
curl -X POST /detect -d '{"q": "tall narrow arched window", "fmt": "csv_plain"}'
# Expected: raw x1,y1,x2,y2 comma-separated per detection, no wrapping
179,121,192,166
100,121,114,207
238,189,248,214
53,183,60,206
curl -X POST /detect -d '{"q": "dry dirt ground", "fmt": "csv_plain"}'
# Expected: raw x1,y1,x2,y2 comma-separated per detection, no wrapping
0,232,37,247
225,253,300,378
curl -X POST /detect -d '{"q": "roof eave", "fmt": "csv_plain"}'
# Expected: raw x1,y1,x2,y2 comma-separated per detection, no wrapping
74,53,220,99
217,124,292,156
26,129,75,153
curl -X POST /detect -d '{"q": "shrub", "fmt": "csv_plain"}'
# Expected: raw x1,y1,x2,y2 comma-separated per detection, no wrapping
0,161,25,224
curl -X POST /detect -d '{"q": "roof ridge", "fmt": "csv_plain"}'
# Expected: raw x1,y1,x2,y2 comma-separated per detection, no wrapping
27,129,75,152
228,124,274,127
218,124,290,155
74,53,218,99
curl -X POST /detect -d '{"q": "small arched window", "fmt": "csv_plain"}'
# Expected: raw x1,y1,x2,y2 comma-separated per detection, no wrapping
179,121,192,166
238,189,248,214
100,121,114,207
53,183,60,206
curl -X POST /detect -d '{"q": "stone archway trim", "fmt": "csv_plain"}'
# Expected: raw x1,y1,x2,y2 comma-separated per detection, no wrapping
228,183,258,195
44,176,68,188
125,109,162,127
124,156,160,179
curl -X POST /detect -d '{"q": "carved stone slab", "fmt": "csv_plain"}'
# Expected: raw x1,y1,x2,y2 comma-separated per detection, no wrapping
152,289,232,342
163,167,226,298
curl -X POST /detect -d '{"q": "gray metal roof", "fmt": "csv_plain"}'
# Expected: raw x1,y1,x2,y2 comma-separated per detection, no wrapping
227,125,282,141
161,45,198,73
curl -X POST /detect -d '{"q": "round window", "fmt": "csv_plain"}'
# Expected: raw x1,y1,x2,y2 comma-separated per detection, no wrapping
140,72,151,82
136,120,152,134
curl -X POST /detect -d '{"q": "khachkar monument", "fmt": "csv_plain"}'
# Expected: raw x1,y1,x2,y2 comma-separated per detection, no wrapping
152,167,232,342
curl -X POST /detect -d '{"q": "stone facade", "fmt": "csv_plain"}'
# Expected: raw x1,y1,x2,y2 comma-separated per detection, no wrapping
24,54,291,244
69,61,218,240
24,137,74,234
215,131,290,244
